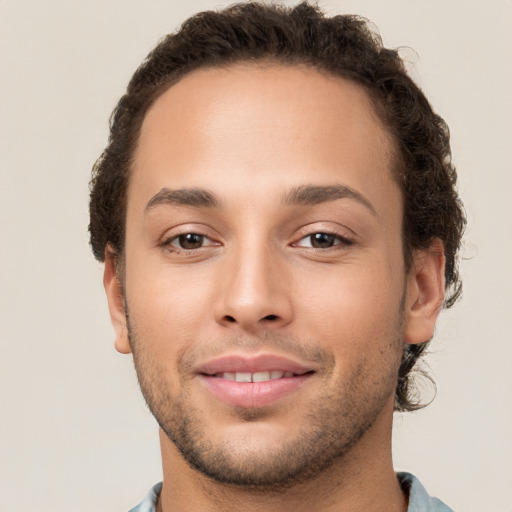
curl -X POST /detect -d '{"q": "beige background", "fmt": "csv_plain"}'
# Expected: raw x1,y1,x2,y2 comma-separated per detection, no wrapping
1,0,511,511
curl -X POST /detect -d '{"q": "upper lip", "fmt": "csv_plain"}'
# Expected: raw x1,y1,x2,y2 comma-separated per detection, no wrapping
197,354,314,376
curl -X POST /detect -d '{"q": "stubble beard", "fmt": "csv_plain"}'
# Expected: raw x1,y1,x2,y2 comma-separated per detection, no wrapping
126,310,405,491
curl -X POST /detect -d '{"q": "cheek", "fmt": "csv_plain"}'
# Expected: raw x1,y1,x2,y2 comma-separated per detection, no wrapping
299,277,405,397
293,259,405,353
125,263,215,353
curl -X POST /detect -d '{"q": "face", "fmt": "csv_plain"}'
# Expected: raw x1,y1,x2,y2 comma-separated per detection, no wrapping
105,63,443,488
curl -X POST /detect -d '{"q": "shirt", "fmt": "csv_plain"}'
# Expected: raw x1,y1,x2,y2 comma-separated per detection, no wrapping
398,473,454,511
128,472,454,511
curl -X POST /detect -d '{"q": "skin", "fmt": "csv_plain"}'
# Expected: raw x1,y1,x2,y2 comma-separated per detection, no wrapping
104,63,445,512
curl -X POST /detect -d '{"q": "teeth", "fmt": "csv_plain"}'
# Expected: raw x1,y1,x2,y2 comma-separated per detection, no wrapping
219,371,291,382
252,371,270,382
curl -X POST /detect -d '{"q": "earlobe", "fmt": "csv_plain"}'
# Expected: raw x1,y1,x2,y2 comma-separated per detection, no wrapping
103,248,132,354
404,239,446,345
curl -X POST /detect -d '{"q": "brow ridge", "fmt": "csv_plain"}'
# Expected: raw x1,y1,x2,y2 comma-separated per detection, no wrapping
283,184,376,215
145,184,375,214
145,187,219,210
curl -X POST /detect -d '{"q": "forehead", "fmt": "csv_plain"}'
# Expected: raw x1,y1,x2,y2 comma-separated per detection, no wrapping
130,63,398,214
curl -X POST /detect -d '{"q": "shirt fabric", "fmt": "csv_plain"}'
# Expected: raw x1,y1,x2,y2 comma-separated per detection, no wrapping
128,472,453,511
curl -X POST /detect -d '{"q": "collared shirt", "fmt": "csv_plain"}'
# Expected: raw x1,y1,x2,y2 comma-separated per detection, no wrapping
398,473,454,511
128,472,454,511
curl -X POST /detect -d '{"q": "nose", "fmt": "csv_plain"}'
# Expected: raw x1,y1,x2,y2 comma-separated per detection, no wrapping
214,245,293,332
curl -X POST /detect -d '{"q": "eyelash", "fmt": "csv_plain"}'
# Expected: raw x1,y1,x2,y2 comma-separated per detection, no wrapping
161,230,354,254
161,233,217,253
293,231,354,251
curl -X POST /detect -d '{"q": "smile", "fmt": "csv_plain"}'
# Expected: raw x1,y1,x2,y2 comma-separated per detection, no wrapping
212,371,297,382
196,354,316,408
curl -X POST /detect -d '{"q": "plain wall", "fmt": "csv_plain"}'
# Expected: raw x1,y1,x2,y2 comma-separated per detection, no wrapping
1,1,511,510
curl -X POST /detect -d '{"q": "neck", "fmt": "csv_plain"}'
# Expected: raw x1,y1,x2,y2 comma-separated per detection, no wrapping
156,406,407,512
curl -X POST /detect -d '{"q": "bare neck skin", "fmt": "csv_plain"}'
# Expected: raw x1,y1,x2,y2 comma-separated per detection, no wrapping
157,398,407,512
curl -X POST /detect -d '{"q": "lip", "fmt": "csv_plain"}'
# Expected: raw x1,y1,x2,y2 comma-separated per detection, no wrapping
196,354,315,408
197,354,313,375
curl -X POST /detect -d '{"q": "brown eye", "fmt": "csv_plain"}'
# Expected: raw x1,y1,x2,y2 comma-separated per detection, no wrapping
309,233,336,248
295,232,353,249
173,233,206,249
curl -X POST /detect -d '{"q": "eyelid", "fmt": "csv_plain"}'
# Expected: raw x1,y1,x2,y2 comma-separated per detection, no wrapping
167,233,214,247
291,222,356,245
158,224,222,252
293,231,354,249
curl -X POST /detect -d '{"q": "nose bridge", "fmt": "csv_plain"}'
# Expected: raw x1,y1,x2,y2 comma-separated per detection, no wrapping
216,237,292,330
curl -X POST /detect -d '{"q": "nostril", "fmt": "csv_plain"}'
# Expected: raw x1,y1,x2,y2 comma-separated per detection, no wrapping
220,314,281,324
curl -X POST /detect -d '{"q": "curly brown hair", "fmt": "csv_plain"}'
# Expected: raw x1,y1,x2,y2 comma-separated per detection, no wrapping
89,1,465,412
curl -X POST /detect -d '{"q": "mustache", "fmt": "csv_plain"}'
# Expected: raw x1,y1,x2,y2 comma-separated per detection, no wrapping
177,331,335,375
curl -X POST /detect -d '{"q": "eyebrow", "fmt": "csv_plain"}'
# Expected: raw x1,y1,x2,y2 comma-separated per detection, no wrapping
283,184,377,215
145,187,219,211
145,184,376,215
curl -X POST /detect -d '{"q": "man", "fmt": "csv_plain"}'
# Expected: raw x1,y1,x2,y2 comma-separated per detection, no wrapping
89,2,465,511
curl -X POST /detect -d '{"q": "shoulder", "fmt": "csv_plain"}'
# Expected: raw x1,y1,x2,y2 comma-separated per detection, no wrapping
398,472,455,512
127,482,162,512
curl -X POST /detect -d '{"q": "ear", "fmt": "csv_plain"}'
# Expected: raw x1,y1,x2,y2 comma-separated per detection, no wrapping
404,239,446,345
103,248,132,354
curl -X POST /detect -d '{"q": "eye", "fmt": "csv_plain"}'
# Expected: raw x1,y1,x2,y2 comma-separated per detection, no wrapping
167,233,212,250
295,232,352,249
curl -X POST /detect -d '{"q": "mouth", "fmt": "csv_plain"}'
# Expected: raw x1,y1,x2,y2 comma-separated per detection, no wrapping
208,370,303,382
196,354,316,408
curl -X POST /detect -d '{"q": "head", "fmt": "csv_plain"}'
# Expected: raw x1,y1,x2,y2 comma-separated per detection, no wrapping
90,1,465,414
91,1,465,489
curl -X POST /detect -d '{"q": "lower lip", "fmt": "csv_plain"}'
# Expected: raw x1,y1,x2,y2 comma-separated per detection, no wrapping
199,374,313,408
